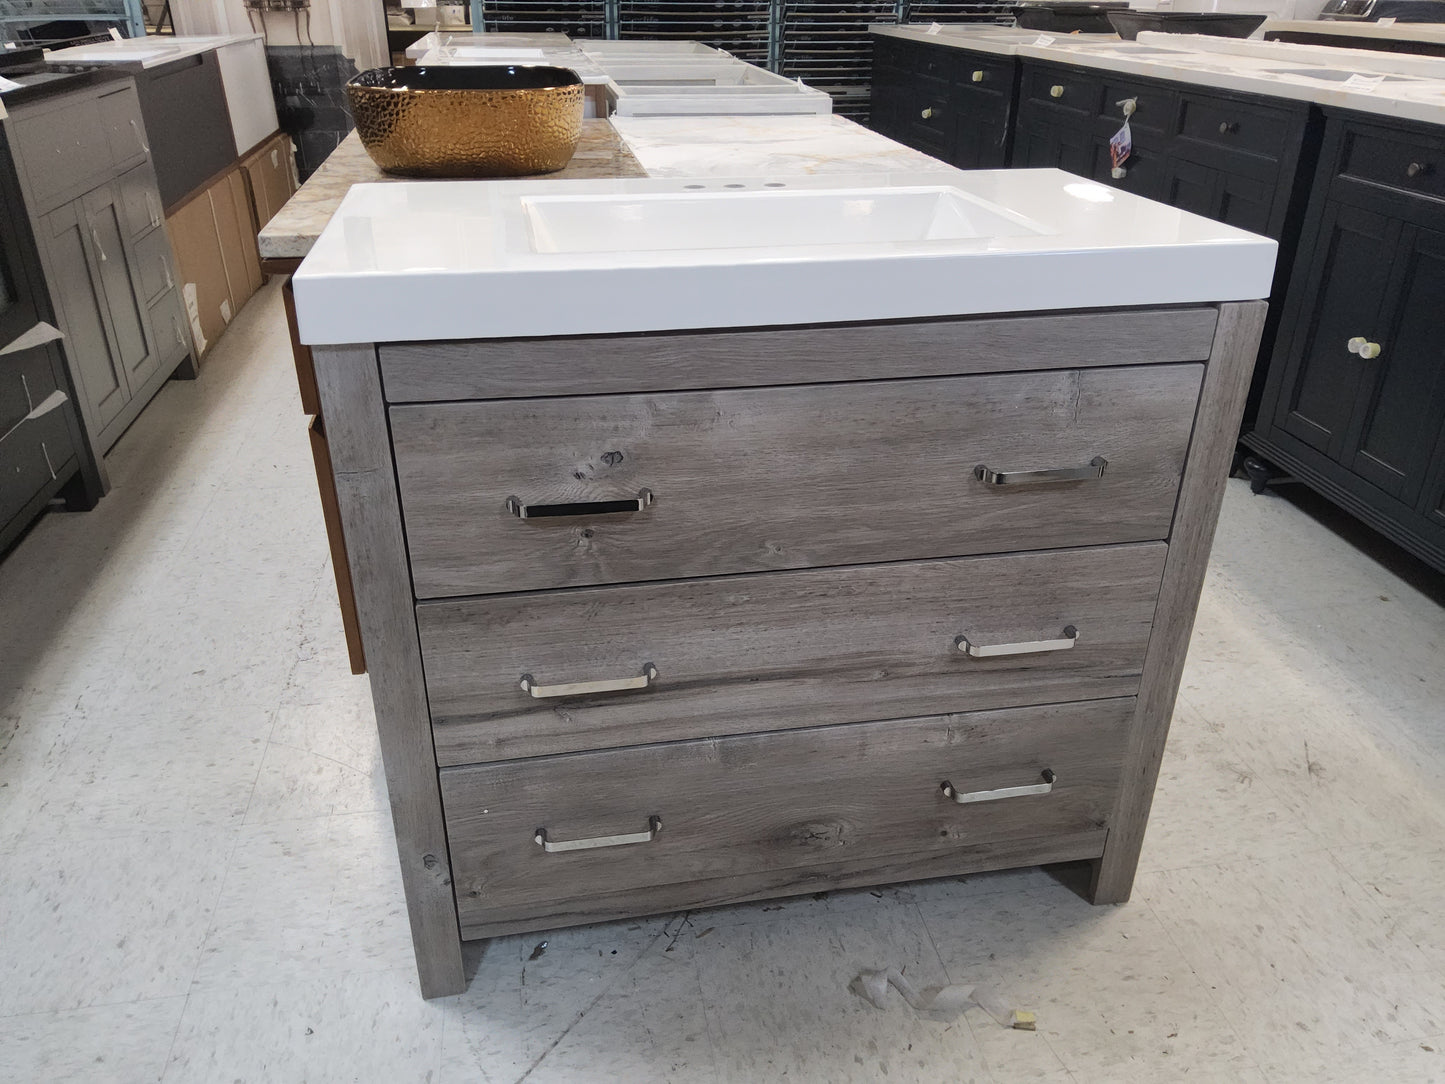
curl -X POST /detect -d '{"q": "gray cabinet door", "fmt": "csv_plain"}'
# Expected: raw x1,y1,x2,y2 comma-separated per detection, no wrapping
39,199,131,432
82,184,161,394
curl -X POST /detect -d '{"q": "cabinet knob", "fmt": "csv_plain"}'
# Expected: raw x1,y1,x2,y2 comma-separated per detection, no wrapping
1347,336,1382,360
1218,121,1239,135
1406,161,1431,179
1049,84,1065,98
971,69,985,82
921,106,936,119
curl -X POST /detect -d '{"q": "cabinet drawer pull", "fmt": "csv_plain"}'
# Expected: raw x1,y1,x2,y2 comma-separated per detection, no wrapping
956,626,1078,657
1406,161,1431,179
507,487,653,519
973,456,1106,486
535,815,662,853
520,662,658,699
921,106,936,119
971,69,985,83
90,228,107,262
41,440,57,480
1049,84,1065,98
1218,121,1238,136
941,770,1055,805
130,119,150,154
1347,336,1382,360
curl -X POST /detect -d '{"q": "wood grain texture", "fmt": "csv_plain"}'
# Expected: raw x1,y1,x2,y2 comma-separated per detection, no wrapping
310,343,465,998
460,829,1108,941
421,543,1167,765
391,365,1204,598
441,699,1133,935
281,275,318,416
306,417,366,675
378,307,1219,403
1091,300,1269,904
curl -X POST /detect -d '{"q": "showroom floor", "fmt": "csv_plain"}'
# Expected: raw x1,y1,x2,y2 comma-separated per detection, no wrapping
2,281,1444,1084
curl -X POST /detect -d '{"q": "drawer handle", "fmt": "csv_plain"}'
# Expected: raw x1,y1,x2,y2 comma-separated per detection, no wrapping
1049,84,1065,98
506,487,653,519
1347,336,1382,360
1407,161,1431,179
1218,121,1238,135
973,456,1107,486
90,228,107,262
941,770,1055,805
41,440,57,480
520,662,658,699
956,625,1078,658
145,191,160,228
130,119,150,154
971,69,985,83
535,815,662,853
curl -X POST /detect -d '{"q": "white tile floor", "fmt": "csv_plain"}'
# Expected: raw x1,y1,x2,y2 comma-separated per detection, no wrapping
2,281,1444,1083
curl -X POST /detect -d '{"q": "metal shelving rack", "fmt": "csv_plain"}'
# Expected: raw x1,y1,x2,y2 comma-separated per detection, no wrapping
0,0,145,44
467,0,1015,119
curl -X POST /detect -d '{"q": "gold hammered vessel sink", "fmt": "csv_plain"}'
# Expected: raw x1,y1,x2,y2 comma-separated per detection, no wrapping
346,65,585,178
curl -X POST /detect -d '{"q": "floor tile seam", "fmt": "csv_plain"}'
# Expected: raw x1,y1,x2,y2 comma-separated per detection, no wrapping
180,812,264,997
1318,846,1440,956
260,737,374,777
155,989,192,1084
1137,892,1268,1079
0,991,189,1023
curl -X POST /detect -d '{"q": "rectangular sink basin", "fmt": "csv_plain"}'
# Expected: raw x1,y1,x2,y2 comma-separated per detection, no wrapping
445,46,546,59
522,186,1047,254
1265,67,1415,83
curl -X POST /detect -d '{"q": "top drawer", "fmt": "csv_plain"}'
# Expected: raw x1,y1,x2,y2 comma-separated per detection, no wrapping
1177,90,1295,163
390,364,1203,598
1337,124,1445,204
10,97,114,212
1021,64,1100,117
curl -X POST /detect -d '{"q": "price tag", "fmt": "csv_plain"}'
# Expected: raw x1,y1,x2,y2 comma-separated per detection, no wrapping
108,26,123,40
925,22,944,35
1378,15,1397,23
1033,34,1056,46
0,75,23,92
1341,73,1387,90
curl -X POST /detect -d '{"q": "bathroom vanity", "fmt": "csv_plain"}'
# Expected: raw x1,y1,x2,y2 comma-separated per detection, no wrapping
291,169,1275,997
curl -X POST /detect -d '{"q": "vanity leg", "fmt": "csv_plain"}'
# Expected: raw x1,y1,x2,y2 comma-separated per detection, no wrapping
312,343,466,998
1091,301,1268,905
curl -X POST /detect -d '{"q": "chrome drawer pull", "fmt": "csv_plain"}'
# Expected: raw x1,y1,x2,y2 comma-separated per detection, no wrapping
507,487,653,519
956,626,1078,657
941,770,1055,805
535,815,662,853
520,662,658,699
973,457,1106,486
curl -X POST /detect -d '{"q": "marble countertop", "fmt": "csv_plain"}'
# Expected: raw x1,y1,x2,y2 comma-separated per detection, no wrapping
1263,19,1445,45
874,24,1445,125
610,115,951,177
292,167,1276,344
258,121,646,262
44,34,262,68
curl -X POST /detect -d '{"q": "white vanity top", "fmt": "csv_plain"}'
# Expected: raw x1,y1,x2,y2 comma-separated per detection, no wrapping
874,24,1445,125
44,34,262,68
1263,18,1445,46
292,168,1276,345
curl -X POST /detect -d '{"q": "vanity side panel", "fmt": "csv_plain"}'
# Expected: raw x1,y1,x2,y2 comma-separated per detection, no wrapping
310,343,466,999
1091,299,1268,904
377,307,1220,402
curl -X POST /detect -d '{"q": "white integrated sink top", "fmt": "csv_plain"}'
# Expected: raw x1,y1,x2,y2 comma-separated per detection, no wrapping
293,170,1278,345
523,186,1048,254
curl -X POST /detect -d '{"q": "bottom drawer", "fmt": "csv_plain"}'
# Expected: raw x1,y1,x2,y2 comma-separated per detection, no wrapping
148,288,190,369
1,391,76,521
442,698,1130,938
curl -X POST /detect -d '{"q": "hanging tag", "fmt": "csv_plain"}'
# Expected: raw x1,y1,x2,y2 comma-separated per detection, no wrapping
1378,15,1396,23
1033,34,1056,46
925,22,944,35
1341,73,1386,90
108,26,123,40
1109,97,1135,177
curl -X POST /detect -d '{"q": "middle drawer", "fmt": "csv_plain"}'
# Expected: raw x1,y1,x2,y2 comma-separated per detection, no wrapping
390,364,1202,599
420,542,1166,765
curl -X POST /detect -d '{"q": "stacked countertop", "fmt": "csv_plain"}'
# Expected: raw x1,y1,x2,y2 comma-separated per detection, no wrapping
873,24,1445,126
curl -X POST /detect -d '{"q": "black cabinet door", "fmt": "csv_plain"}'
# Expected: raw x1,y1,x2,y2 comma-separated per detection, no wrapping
951,66,1013,169
1268,200,1398,460
1162,157,1276,236
1012,113,1094,176
1340,223,1445,504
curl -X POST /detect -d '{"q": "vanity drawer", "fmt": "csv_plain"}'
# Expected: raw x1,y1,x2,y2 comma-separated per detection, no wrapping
442,698,1130,939
391,364,1202,598
134,228,177,304
421,543,1166,765
1337,125,1445,204
1021,64,1100,117
1177,91,1293,163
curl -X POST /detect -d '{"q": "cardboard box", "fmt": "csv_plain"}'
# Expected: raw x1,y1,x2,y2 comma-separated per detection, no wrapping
241,132,299,232
165,165,265,359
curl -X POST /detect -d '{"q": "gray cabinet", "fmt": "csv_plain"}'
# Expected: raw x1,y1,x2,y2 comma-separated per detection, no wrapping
6,77,193,457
